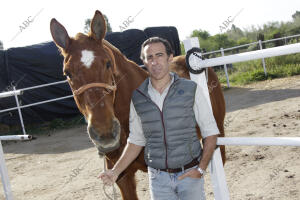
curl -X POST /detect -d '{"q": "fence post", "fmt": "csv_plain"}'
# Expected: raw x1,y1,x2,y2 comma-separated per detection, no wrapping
258,40,267,77
284,36,287,45
0,141,13,200
13,86,26,135
209,147,230,200
220,48,230,88
183,38,211,110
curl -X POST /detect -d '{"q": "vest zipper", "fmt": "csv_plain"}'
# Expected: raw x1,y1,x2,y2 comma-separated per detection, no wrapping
160,108,168,169
137,78,179,169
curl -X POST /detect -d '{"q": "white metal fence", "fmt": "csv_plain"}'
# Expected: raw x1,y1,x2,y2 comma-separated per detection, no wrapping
200,33,300,87
183,37,300,200
210,138,300,200
0,80,72,135
0,80,70,200
0,135,32,200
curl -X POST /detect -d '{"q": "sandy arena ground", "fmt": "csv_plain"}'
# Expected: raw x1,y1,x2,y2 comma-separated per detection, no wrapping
0,75,299,200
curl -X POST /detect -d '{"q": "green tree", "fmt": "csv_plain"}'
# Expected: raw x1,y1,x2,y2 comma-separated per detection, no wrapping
189,29,216,51
188,11,300,53
226,24,244,41
210,34,236,49
189,30,237,52
236,37,252,45
292,11,300,20
243,25,259,41
191,29,210,40
289,11,300,35
84,14,112,34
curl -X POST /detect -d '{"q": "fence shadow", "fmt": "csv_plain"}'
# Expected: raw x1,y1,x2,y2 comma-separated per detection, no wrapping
2,125,96,154
224,87,300,112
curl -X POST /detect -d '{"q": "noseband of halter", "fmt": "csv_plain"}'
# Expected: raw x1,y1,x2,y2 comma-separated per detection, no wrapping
73,75,116,96
73,45,117,97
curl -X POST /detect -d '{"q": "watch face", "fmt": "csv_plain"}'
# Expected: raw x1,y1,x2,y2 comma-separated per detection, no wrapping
185,47,205,74
197,167,204,175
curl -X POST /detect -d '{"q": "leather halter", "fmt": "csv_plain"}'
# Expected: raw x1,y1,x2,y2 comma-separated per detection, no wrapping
73,74,116,96
73,45,117,97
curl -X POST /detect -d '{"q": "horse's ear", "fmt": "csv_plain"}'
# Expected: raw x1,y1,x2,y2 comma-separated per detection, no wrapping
90,10,106,43
50,18,70,50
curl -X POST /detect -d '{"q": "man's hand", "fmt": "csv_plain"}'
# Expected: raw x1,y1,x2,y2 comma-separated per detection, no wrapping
178,135,218,181
98,142,143,185
98,169,118,185
177,168,202,180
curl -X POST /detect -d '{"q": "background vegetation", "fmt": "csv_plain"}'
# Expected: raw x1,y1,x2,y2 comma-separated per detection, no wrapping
183,11,300,86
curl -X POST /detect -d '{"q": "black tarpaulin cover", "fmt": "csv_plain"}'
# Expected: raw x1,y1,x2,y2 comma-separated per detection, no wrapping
0,26,181,125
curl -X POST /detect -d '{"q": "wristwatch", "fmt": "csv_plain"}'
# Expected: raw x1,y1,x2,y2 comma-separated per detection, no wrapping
197,167,205,175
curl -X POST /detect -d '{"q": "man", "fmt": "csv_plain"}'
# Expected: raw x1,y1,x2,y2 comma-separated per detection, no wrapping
99,37,219,200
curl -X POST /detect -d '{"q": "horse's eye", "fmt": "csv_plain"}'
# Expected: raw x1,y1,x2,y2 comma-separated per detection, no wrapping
64,71,72,79
106,61,111,69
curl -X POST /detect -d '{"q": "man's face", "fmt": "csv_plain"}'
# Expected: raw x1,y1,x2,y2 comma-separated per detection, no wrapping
143,42,173,81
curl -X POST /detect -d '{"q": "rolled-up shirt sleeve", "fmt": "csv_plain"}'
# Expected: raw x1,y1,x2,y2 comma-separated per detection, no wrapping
193,85,220,138
127,100,146,146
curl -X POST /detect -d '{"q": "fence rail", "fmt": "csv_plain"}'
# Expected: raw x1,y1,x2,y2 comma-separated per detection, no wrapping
210,138,300,200
202,33,300,56
197,42,300,69
217,137,300,146
0,80,72,135
200,33,300,87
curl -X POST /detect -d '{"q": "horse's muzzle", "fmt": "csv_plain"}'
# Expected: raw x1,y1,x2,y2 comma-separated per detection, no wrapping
87,119,121,154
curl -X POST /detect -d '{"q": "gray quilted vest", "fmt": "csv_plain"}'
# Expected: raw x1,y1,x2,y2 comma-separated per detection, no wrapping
132,73,202,169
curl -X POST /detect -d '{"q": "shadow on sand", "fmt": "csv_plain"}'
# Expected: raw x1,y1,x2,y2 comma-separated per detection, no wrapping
2,125,96,154
224,87,300,112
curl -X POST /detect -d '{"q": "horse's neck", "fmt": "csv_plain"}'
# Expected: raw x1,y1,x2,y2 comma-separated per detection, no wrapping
111,48,148,131
113,50,148,90
104,41,148,91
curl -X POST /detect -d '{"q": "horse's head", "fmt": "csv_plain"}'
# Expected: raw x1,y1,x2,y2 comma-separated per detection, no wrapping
50,10,121,154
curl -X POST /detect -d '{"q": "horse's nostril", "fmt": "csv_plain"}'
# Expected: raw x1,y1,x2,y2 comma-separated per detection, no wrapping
89,126,112,140
112,131,118,139
99,135,106,140
88,126,99,140
112,119,120,139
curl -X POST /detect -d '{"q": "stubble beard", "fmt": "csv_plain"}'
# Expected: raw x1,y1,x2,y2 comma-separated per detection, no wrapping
151,66,169,81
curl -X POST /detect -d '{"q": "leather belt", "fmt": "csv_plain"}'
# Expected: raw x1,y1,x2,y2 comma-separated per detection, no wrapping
159,158,199,173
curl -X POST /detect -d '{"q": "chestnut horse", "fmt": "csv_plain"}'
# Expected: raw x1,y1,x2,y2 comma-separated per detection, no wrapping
50,10,225,200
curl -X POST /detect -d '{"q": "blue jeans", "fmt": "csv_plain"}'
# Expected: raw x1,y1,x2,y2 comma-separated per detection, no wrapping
148,165,206,200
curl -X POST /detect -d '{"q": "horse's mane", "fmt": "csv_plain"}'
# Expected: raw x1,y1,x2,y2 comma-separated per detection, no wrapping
103,40,122,55
103,39,141,69
103,39,148,77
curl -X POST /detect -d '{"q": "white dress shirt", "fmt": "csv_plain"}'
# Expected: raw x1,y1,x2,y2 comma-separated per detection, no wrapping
128,73,220,146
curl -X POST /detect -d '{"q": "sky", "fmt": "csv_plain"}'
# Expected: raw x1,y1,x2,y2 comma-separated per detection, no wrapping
1,0,299,49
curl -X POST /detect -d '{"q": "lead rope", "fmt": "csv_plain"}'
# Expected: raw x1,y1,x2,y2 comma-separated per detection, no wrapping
103,158,118,200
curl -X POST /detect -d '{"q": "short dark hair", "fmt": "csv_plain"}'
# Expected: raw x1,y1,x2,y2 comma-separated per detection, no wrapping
140,37,174,60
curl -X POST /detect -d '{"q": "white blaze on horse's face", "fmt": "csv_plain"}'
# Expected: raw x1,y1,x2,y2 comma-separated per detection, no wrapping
80,50,95,68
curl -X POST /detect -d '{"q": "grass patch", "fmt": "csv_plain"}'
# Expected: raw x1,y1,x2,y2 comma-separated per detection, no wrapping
216,54,300,86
